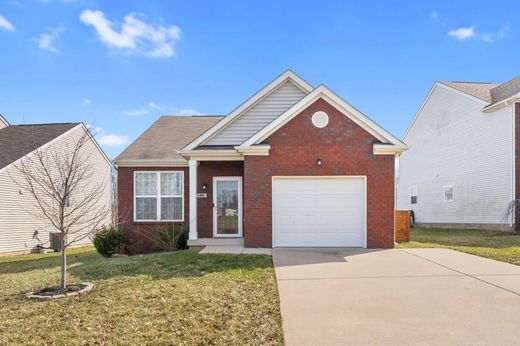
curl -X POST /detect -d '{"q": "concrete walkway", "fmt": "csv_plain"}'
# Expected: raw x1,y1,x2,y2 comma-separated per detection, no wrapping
273,248,520,346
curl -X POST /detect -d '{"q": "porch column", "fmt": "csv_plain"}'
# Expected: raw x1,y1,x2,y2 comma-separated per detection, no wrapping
189,159,198,240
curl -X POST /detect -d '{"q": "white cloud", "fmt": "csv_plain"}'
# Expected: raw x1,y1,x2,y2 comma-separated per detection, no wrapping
34,27,65,53
0,15,14,31
448,25,509,43
82,99,92,106
123,108,149,116
87,125,129,147
97,133,130,147
178,108,203,116
80,9,181,58
148,101,161,109
448,26,474,40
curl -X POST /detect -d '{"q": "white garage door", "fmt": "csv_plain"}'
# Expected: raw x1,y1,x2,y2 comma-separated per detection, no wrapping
273,177,366,247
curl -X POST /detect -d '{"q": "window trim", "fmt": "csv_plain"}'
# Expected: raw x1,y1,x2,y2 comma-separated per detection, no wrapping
443,185,454,203
410,185,417,205
133,171,184,222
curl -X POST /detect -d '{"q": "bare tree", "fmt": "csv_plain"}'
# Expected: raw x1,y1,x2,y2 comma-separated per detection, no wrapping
11,126,111,290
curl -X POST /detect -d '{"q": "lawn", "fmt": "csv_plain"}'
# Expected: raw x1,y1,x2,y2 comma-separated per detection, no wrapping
0,247,283,345
397,228,520,265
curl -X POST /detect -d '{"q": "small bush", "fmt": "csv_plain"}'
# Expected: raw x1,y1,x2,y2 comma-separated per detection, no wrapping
155,224,186,251
93,227,125,258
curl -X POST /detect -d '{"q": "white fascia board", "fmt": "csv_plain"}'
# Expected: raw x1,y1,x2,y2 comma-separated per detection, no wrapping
177,149,244,161
241,85,405,147
0,124,84,175
234,144,270,156
115,159,189,167
180,70,314,151
402,82,437,141
0,114,9,127
373,143,409,155
482,94,520,113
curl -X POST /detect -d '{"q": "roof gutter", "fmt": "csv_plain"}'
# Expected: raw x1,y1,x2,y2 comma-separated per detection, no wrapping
483,94,520,113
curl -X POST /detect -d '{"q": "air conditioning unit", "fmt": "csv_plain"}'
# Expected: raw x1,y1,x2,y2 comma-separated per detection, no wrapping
49,232,62,252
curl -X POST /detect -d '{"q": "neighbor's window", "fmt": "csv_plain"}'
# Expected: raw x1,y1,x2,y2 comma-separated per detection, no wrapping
410,186,417,204
444,185,454,202
134,171,183,221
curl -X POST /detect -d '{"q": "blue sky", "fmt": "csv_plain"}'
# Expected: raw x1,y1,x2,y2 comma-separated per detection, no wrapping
0,1,518,158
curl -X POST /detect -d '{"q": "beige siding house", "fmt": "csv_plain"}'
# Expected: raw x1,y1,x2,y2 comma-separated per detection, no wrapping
0,119,113,254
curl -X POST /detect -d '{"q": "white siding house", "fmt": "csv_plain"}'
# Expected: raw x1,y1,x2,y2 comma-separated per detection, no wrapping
0,122,113,254
396,80,519,229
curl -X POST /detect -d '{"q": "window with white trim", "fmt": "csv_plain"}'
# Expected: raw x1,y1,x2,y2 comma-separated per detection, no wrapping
444,185,454,202
134,171,184,221
410,186,417,205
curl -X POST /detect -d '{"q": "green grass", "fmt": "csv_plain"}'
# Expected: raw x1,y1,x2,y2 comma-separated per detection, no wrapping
397,228,520,265
0,247,283,345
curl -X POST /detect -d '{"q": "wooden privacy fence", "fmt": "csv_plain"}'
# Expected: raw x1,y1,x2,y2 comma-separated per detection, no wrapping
395,210,410,242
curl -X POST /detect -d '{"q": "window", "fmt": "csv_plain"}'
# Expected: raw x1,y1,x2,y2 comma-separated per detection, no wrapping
444,185,454,202
410,186,417,204
134,171,183,221
59,183,71,208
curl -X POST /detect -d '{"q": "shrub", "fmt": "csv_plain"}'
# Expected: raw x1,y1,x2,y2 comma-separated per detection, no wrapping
155,224,186,251
93,227,125,257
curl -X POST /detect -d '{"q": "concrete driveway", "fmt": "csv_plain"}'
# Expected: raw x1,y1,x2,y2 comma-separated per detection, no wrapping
273,248,520,345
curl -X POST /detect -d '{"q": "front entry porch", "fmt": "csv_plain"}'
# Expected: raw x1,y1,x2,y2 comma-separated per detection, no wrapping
186,158,245,245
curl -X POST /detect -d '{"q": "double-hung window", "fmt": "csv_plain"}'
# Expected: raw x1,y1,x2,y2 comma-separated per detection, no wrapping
134,171,184,221
410,186,418,205
444,185,454,202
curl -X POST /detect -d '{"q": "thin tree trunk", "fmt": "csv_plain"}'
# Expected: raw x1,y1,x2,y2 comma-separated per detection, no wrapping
60,234,67,290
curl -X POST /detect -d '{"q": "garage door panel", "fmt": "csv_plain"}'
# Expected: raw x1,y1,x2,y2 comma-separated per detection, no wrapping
273,177,365,247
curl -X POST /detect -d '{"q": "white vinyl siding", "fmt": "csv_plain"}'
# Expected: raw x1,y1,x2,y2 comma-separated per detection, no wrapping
0,126,112,254
396,85,513,225
134,171,183,222
205,80,307,145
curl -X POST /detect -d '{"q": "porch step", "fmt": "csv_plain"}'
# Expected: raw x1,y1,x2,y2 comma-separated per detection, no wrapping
188,238,244,247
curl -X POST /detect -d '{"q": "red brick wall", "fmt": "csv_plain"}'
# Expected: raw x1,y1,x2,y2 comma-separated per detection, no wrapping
516,103,520,201
244,98,395,248
197,161,244,238
117,166,189,253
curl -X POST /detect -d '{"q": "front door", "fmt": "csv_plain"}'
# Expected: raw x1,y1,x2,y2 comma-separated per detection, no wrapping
213,177,243,237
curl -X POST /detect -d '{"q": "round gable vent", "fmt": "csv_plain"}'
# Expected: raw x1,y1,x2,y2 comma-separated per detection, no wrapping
311,111,329,128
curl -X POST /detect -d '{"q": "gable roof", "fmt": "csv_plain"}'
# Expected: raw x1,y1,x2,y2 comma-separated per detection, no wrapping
181,69,313,151
115,116,223,166
241,84,407,149
440,82,498,103
490,75,520,104
0,123,80,170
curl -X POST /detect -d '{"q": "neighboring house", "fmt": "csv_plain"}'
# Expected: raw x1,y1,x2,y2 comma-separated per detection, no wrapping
0,118,113,254
396,76,520,229
115,70,407,251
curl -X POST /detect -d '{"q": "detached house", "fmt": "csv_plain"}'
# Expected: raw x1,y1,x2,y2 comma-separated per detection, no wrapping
397,76,520,229
115,70,407,251
0,116,113,254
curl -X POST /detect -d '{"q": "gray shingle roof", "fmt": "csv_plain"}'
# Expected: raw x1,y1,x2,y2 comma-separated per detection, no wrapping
490,76,520,104
115,116,224,164
440,82,499,102
0,123,79,169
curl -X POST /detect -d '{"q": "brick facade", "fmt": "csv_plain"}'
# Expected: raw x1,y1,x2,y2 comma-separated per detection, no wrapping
118,98,396,251
196,161,244,238
117,166,189,253
243,98,395,248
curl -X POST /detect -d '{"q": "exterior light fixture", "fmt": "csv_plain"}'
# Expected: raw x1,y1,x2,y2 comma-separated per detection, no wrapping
316,158,322,166
202,183,208,191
